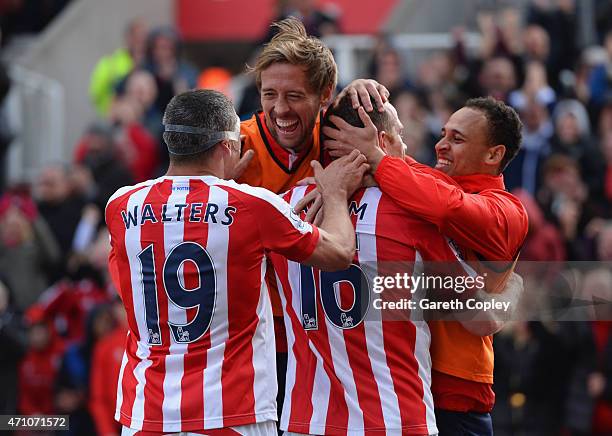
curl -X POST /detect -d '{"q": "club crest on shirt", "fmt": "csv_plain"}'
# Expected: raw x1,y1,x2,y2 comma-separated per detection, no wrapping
340,312,354,328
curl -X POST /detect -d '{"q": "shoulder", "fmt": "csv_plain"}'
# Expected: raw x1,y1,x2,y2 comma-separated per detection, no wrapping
106,179,157,207
481,189,528,220
214,179,283,205
105,179,158,222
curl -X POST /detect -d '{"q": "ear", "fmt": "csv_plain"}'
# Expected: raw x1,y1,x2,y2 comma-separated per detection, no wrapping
486,144,506,168
378,130,388,153
320,85,334,106
214,140,232,159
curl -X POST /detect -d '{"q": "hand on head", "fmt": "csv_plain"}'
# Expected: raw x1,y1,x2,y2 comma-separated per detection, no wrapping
335,79,390,112
323,106,385,167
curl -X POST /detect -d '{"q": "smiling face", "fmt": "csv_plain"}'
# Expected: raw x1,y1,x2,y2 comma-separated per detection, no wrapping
260,62,332,153
434,107,494,176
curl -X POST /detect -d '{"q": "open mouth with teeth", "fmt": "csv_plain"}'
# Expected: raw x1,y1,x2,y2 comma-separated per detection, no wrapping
436,158,452,168
275,118,299,135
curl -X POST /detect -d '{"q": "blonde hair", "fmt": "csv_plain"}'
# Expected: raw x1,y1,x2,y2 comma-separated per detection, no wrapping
252,18,337,96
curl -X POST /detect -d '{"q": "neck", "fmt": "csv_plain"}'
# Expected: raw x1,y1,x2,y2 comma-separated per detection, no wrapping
285,135,313,154
166,162,224,179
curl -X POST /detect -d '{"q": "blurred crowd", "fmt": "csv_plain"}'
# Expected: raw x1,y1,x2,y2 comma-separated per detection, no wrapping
1,0,612,434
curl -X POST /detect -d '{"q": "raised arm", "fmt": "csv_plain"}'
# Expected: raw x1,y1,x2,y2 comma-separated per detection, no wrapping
304,151,369,270
374,155,527,260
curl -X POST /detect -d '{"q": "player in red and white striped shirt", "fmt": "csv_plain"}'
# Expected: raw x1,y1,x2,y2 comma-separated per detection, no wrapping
105,90,367,435
269,97,457,435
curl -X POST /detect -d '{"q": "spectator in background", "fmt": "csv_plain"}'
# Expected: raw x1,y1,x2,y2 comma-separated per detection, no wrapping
493,318,592,436
73,122,134,209
121,69,163,142
108,97,159,182
505,97,553,193
393,89,435,165
28,230,110,344
588,29,612,111
143,27,197,113
34,164,87,281
514,188,566,262
90,297,127,436
142,27,198,172
265,0,341,40
89,18,148,117
508,60,556,111
0,188,61,310
18,312,64,416
598,95,612,136
454,9,524,99
526,0,578,91
372,47,413,98
478,56,517,103
595,221,612,262
537,154,591,259
573,264,612,436
601,132,612,216
0,276,26,416
551,99,606,196
55,303,114,436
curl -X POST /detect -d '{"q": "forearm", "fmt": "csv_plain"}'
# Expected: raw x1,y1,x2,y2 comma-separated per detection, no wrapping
375,156,523,259
374,156,455,226
316,191,355,270
459,274,523,336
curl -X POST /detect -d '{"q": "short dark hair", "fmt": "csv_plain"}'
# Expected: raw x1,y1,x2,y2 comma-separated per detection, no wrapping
162,89,237,165
323,93,393,134
465,97,523,172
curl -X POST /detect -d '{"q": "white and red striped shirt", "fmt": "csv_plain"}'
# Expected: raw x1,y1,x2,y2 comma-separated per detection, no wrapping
271,186,456,436
105,175,319,433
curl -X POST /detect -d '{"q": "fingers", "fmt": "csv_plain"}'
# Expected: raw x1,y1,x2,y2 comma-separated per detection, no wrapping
327,147,348,158
321,125,342,141
377,84,390,106
311,160,324,177
357,106,377,131
358,85,373,112
348,149,367,165
305,194,322,224
348,87,360,109
364,81,384,112
330,149,362,167
324,139,352,158
313,209,324,227
232,149,254,180
294,188,319,213
296,176,316,186
328,115,353,131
